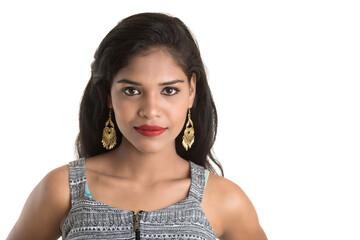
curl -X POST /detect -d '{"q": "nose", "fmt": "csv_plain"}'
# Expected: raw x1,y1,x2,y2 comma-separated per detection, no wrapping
138,91,161,119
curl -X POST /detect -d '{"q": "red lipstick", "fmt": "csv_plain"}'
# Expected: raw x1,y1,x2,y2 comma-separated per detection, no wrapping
134,125,167,137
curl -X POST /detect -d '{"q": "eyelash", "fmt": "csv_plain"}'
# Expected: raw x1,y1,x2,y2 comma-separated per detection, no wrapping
121,87,180,96
162,87,180,96
121,87,141,96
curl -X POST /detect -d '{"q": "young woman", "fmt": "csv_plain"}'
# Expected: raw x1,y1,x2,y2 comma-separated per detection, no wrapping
8,13,267,240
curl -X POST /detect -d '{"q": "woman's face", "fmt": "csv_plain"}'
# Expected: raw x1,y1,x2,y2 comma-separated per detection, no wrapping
109,48,196,154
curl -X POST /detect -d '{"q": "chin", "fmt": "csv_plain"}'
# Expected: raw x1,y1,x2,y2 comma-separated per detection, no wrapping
121,133,176,154
135,143,166,154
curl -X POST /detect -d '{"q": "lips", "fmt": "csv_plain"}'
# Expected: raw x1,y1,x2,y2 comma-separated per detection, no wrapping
134,125,167,137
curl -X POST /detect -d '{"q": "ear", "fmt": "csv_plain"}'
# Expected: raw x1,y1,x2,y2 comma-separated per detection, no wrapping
107,94,113,108
188,73,196,108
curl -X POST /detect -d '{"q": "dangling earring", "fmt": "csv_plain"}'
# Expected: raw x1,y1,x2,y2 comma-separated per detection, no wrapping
182,108,195,151
102,109,117,150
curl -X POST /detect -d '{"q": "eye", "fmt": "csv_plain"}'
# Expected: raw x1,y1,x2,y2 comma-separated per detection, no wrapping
162,87,180,96
122,87,141,96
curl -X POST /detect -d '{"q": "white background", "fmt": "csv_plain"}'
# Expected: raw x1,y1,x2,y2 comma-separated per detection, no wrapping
1,1,359,239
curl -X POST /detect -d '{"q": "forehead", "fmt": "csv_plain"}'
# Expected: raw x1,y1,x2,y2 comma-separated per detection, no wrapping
114,48,187,81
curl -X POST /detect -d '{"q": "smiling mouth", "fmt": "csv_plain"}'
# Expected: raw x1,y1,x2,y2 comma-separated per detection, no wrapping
134,125,167,137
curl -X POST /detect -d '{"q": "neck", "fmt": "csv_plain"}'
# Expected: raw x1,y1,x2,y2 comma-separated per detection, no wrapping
107,137,189,183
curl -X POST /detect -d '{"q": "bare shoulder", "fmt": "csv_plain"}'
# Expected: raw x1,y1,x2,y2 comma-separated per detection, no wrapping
41,165,71,210
34,164,71,213
7,164,71,240
43,165,71,215
208,173,252,212
206,173,267,240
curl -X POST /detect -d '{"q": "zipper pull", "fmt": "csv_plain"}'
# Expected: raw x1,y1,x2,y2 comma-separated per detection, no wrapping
133,210,143,240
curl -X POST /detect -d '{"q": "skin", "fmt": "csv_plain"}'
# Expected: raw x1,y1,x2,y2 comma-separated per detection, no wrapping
7,48,267,240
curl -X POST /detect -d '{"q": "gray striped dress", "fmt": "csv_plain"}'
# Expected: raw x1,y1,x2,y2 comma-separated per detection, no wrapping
61,159,217,240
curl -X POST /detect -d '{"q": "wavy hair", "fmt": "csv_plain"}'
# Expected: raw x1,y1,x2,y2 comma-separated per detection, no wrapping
75,12,223,176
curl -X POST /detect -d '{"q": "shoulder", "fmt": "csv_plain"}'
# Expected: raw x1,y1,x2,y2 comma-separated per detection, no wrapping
23,164,71,218
206,173,267,240
30,164,71,225
42,164,71,205
34,164,70,212
7,164,71,239
205,173,249,218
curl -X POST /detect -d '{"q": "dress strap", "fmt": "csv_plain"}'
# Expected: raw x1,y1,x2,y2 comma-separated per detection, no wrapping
204,169,210,189
188,161,208,203
68,158,87,205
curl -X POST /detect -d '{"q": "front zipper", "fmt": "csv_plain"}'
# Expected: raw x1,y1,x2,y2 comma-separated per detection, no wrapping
133,210,143,240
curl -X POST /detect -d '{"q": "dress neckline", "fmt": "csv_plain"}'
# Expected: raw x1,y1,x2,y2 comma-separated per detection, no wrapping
82,159,196,216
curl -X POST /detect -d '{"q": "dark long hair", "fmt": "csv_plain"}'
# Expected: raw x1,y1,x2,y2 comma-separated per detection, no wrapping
75,12,223,176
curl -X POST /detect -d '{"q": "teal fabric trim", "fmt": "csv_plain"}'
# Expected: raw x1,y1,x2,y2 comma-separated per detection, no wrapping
85,183,93,199
204,169,210,189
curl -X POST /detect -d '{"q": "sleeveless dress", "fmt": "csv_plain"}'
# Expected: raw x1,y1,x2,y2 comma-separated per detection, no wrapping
61,158,217,240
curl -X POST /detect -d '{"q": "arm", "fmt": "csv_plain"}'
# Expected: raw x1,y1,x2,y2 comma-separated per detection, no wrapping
212,175,267,240
7,165,71,240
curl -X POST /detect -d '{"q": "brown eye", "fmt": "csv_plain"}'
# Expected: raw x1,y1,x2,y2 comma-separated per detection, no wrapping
161,87,180,96
122,87,141,96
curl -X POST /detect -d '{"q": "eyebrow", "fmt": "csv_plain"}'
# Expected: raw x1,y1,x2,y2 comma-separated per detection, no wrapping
116,79,184,86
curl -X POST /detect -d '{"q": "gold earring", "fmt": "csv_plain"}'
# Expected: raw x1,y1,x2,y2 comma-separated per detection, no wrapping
102,109,117,150
182,109,195,151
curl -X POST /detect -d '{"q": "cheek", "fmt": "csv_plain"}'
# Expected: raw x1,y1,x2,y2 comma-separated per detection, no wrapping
170,104,188,131
111,100,137,130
